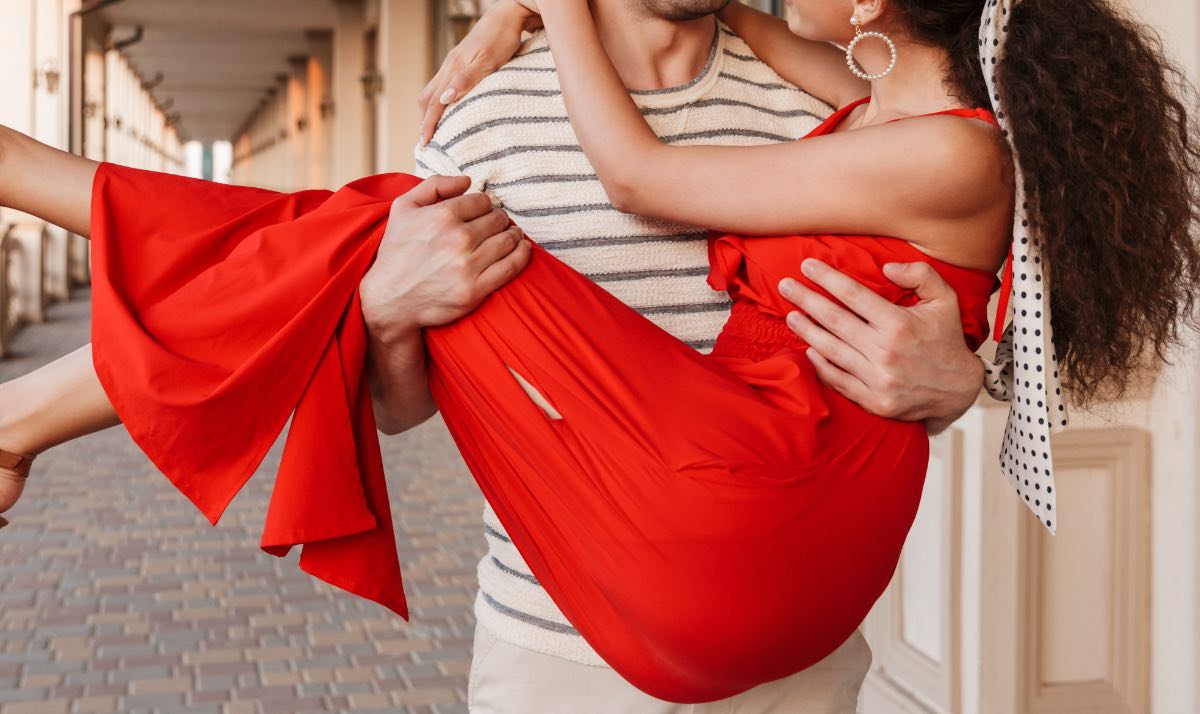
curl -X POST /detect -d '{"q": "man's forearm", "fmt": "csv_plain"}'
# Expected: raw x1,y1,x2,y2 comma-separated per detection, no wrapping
366,323,438,436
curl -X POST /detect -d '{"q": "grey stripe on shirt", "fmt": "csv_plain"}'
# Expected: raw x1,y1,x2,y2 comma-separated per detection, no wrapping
482,591,582,635
717,72,804,92
491,555,540,586
723,48,759,63
441,88,564,126
641,97,822,120
639,301,731,316
533,231,709,250
441,116,572,151
455,144,585,171
494,66,558,75
484,522,512,543
506,202,614,219
489,173,598,190
582,265,711,282
658,128,796,144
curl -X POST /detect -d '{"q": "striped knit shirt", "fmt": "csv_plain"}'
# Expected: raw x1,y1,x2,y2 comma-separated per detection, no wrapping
413,19,834,668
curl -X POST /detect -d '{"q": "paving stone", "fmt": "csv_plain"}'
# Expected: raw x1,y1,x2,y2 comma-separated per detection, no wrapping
0,294,486,712
3,699,70,714
19,672,63,688
0,688,47,703
69,694,117,713
391,687,458,706
129,676,191,695
119,692,187,709
329,681,374,696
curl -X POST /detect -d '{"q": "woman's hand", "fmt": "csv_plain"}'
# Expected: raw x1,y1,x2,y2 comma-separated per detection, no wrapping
417,0,544,147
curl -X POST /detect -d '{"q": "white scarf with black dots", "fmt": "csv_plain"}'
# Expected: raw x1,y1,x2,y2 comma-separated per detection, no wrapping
978,0,1068,534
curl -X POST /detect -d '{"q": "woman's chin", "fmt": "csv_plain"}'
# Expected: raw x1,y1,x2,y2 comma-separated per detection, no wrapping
784,15,823,42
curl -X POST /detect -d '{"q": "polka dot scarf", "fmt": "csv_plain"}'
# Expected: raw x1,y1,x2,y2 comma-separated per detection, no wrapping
978,0,1068,534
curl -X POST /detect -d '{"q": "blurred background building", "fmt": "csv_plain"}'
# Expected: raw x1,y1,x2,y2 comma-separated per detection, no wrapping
0,1,1196,712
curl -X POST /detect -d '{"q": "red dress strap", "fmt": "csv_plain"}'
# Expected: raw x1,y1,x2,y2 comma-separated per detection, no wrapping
993,242,1014,343
802,96,871,139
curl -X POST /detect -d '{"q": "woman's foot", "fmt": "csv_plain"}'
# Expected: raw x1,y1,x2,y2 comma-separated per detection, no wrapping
0,380,41,520
0,345,124,524
0,447,34,525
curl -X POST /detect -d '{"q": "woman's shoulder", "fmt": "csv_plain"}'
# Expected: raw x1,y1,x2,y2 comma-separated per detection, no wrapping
827,110,1013,270
874,110,1013,213
898,114,1013,268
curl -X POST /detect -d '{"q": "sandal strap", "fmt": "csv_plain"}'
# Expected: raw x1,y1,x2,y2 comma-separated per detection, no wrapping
0,448,34,479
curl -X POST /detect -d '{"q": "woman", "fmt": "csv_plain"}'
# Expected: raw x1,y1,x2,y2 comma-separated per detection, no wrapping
0,0,1196,703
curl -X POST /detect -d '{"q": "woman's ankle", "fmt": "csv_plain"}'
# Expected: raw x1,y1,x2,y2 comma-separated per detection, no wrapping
0,381,43,457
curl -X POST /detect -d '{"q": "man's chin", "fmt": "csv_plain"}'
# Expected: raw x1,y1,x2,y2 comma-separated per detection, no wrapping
648,0,735,22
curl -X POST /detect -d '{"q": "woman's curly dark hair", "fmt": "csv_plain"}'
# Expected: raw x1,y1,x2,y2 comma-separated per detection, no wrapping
891,0,1200,404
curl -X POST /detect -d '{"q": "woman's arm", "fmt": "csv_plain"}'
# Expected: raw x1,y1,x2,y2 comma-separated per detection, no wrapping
537,0,1008,268
717,2,866,109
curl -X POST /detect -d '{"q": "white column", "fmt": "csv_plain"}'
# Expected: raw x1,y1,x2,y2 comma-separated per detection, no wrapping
332,0,370,186
34,0,70,302
376,0,434,172
81,27,107,161
0,0,48,322
285,56,309,190
33,0,66,150
306,31,334,189
0,0,36,138
105,50,121,165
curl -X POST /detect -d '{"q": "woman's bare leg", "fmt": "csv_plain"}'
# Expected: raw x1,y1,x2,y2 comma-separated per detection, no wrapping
0,346,119,514
0,124,98,238
0,127,116,517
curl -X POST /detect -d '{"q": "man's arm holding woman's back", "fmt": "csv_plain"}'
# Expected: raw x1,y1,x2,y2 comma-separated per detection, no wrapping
362,172,530,435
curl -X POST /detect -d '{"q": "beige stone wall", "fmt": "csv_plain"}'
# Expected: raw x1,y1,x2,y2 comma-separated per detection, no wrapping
231,0,435,189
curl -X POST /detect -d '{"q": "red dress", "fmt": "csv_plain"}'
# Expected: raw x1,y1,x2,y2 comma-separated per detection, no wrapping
88,97,1001,703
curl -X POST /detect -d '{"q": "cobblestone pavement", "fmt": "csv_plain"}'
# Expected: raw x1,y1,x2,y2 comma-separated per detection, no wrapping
0,292,488,714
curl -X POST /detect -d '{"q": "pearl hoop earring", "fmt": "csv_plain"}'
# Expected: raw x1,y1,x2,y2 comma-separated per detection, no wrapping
845,16,897,80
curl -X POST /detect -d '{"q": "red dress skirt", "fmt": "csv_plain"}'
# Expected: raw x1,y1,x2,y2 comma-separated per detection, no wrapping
88,106,999,704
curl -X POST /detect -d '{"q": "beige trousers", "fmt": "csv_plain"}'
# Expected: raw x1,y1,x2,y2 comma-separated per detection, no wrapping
466,620,872,713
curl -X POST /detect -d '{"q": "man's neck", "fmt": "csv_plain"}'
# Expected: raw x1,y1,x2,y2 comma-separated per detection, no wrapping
590,0,718,92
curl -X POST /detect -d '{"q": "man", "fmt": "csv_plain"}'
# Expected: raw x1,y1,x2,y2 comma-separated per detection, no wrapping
358,0,985,709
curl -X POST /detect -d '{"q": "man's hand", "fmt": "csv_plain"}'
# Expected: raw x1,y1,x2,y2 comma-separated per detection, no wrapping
360,175,531,434
778,259,985,434
360,175,530,338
